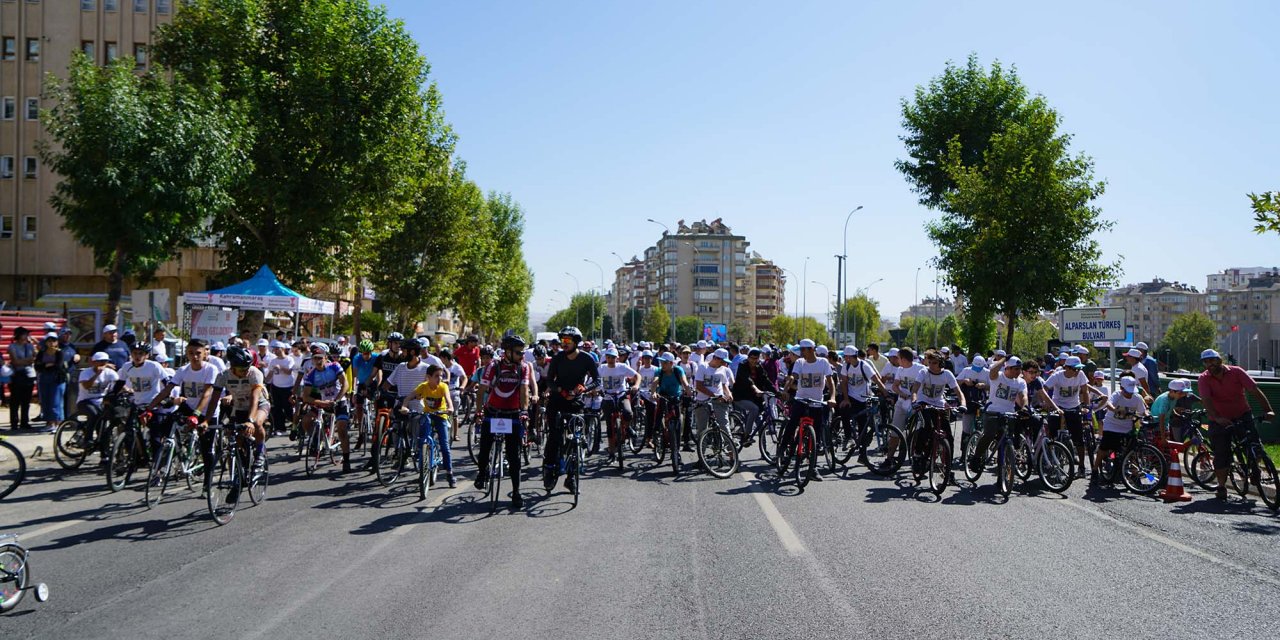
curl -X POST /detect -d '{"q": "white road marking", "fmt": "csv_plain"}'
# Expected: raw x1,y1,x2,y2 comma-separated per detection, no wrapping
739,471,806,556
1055,498,1280,588
20,518,85,541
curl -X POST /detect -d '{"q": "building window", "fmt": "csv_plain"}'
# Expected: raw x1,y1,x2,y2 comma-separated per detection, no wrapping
697,305,717,314
24,97,38,120
82,0,95,8
134,44,147,68
0,156,13,179
81,41,96,60
134,0,148,11
0,216,12,240
105,0,117,10
695,277,719,288
21,215,36,239
1,97,13,120
694,264,719,274
157,0,170,13
2,38,15,61
105,42,118,62
25,38,39,62
22,156,36,178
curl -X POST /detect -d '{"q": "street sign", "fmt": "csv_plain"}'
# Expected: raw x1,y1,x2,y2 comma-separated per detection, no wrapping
131,289,171,323
1059,307,1126,342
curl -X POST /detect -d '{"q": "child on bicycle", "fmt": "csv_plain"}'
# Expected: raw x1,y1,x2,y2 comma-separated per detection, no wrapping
408,364,455,487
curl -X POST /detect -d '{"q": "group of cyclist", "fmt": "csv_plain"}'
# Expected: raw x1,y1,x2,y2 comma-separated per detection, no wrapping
57,321,1275,511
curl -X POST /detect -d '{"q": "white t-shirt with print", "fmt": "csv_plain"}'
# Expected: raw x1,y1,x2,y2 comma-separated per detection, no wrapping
840,360,876,402
78,367,120,405
598,363,638,398
790,357,832,403
121,360,169,406
694,363,731,402
894,363,926,405
915,368,958,408
170,363,220,414
1044,369,1088,410
1103,391,1147,434
986,373,1027,415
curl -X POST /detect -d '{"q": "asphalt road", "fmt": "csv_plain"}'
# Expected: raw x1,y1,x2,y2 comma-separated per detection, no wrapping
3,431,1280,639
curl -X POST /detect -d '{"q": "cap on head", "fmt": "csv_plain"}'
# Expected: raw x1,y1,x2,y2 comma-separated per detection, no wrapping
788,345,801,355
1092,371,1106,380
1135,342,1149,351
659,353,676,363
1005,356,1023,368
641,350,654,358
1124,348,1143,359
103,324,118,333
1168,379,1191,392
212,341,227,352
91,351,110,362
798,338,816,349
972,355,987,367
1120,377,1138,392
941,346,950,354
43,321,57,331
815,345,829,357
842,346,857,357
1200,349,1221,361
887,348,899,357
994,349,1007,357
1073,345,1090,355
257,338,269,347
604,348,619,357
1066,356,1084,369
696,340,708,349
712,348,730,361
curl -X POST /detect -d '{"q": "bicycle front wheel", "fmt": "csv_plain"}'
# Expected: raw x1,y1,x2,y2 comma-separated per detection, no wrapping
145,440,175,509
927,437,951,495
1189,450,1219,491
0,542,29,612
866,424,905,477
1038,440,1075,493
465,416,479,466
0,440,26,501
207,442,239,526
1013,438,1034,482
997,441,1016,498
758,419,782,466
1121,444,1166,495
106,430,134,493
53,419,89,470
1253,449,1279,512
489,440,504,513
795,424,816,489
833,417,856,465
697,427,739,479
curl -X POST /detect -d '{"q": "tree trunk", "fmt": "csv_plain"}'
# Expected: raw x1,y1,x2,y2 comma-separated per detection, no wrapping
1004,308,1017,354
106,246,126,329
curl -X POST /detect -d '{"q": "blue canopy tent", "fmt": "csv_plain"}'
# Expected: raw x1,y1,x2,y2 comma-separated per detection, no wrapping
183,265,335,314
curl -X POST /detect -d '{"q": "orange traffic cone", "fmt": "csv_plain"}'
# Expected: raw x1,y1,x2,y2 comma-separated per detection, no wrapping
1162,441,1192,503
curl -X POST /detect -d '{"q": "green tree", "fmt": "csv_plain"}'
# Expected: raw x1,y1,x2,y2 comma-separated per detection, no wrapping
1163,311,1216,372
1250,191,1280,236
727,321,752,344
835,294,883,346
643,304,671,344
40,55,246,323
937,314,960,348
899,315,939,350
544,294,604,339
602,315,615,341
335,310,388,337
768,314,827,345
154,0,451,286
675,316,703,345
620,307,645,343
961,300,998,355
1010,318,1058,361
472,191,533,336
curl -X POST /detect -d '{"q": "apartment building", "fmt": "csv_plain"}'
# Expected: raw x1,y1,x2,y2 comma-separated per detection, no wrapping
1206,266,1278,292
0,0,215,317
1206,271,1280,369
615,218,785,341
1102,279,1206,346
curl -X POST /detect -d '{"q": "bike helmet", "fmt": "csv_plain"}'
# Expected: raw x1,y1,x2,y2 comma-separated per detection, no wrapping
479,345,495,357
130,341,152,353
387,332,404,342
558,326,583,343
358,339,374,353
533,345,547,359
402,338,423,353
227,344,254,368
416,337,431,351
501,333,527,351
311,343,330,355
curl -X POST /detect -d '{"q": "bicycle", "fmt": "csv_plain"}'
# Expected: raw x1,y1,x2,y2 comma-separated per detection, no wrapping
653,393,682,475
53,380,128,471
730,391,786,465
1023,410,1076,493
1095,418,1167,495
205,419,268,526
838,396,882,467
144,408,204,509
0,534,49,613
485,409,519,513
904,403,958,496
1190,415,1279,511
552,396,594,506
0,436,25,501
693,399,740,479
411,410,447,501
105,395,150,493
966,412,1026,498
778,398,825,489
302,404,340,477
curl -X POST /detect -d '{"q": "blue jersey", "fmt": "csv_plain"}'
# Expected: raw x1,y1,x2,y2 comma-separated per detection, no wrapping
352,352,376,385
657,365,685,397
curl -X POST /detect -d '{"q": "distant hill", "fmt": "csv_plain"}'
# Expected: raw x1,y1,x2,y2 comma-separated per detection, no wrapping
528,310,555,334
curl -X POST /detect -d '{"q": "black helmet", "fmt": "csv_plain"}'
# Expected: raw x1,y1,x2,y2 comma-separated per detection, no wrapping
402,338,423,353
387,332,404,342
480,345,495,356
501,333,526,351
558,326,583,343
533,345,547,359
130,341,152,353
227,345,254,368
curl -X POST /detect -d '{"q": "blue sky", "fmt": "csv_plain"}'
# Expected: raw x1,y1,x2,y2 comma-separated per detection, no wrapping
382,0,1280,328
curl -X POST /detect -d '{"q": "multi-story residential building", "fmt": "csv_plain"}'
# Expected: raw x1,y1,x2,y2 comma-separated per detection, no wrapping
1,0,212,319
1207,267,1278,292
1103,279,1206,347
614,219,784,341
610,255,647,341
899,296,954,325
1206,271,1280,369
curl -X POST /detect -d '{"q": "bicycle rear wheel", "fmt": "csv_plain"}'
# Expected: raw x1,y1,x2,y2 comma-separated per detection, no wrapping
53,419,90,470
0,542,29,612
418,438,429,501
1121,444,1166,495
182,433,203,492
145,440,175,509
465,416,479,465
866,424,906,477
1254,450,1279,512
1189,450,1218,491
1038,440,1075,493
247,451,268,506
1013,437,1034,482
927,436,951,495
697,427,739,479
758,419,782,465
833,416,856,465
0,440,26,501
570,438,582,506
795,424,816,489
962,432,988,484
489,439,504,513
376,426,401,486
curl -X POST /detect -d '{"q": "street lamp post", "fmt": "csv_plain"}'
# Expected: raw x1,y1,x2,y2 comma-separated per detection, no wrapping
840,205,863,342
802,257,810,340
565,271,589,340
914,267,921,352
853,277,883,349
646,219,678,344
811,280,831,344
780,267,800,343
584,259,605,342
610,251,634,342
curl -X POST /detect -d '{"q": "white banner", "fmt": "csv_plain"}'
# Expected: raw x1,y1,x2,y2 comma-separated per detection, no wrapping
1059,307,1127,342
190,308,238,343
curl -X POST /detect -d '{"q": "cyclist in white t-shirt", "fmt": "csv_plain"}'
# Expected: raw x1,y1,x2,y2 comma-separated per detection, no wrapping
966,355,1028,479
782,339,835,482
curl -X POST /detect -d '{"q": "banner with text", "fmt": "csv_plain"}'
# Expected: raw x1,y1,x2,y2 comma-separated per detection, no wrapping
190,308,238,344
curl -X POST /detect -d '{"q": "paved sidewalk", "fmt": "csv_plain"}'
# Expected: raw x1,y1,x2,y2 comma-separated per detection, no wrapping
0,402,57,462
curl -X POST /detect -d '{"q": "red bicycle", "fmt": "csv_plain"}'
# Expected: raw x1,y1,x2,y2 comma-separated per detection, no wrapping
779,398,825,488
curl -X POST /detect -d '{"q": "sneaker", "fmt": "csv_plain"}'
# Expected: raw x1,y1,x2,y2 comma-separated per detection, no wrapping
510,493,524,509
446,472,456,489
807,470,824,482
341,462,352,474
1215,488,1228,500
475,474,489,491
564,475,577,493
542,467,556,491
225,483,241,504
288,430,298,442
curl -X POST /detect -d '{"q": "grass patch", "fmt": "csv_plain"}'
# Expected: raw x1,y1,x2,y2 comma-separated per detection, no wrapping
1267,444,1280,467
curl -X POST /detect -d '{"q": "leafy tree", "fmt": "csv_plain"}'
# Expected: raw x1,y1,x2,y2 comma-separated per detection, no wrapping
768,314,827,345
544,294,604,338
1163,311,1216,372
335,310,388,337
930,94,1117,350
727,322,752,344
602,315,615,341
619,307,645,343
899,315,939,350
834,294,883,346
40,55,246,323
1010,318,1058,361
472,191,533,336
937,314,961,348
897,54,1031,210
961,300,998,355
1250,191,1280,236
154,0,451,285
674,316,703,345
643,304,671,344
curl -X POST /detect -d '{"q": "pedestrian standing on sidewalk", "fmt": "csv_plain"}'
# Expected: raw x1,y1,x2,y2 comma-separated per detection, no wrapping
7,327,37,430
34,333,67,431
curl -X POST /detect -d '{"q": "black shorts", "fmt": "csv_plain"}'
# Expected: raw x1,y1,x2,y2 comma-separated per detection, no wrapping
1098,430,1127,451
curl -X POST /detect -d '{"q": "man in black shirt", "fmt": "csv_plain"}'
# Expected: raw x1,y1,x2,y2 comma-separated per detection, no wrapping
542,326,600,492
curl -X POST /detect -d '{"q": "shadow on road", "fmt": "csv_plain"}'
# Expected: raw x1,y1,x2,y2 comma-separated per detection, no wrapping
31,510,211,550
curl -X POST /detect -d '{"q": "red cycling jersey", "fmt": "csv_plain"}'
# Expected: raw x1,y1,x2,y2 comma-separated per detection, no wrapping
482,359,531,411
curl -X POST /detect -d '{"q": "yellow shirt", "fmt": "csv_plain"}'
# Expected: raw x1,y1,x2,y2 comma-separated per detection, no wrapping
413,380,450,415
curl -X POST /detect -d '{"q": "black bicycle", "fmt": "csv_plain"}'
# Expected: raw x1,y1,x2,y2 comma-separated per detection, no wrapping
205,419,268,526
693,399,740,479
485,409,520,513
0,534,49,613
1095,418,1166,495
1190,415,1278,511
105,395,150,493
0,436,25,501
145,406,204,509
54,380,128,471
